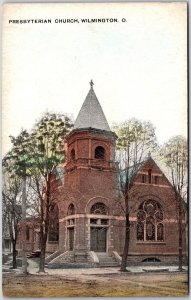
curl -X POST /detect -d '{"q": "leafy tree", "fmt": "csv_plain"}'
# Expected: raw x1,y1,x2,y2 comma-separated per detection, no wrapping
113,118,158,272
160,135,188,271
26,112,73,272
4,112,73,273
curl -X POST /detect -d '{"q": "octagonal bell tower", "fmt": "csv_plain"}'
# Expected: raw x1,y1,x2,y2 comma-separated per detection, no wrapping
58,81,123,266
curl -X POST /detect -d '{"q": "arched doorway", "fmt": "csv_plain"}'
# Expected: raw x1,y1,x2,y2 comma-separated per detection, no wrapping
90,202,108,252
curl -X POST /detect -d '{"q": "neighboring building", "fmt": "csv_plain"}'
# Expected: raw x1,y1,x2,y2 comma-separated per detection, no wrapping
2,204,22,255
16,218,41,255
2,228,12,254
16,81,187,267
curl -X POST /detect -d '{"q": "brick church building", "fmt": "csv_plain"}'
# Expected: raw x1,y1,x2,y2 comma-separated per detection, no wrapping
16,81,187,267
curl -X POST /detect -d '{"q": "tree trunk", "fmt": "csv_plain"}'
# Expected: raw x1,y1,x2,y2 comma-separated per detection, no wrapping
39,232,46,273
120,214,130,272
21,175,28,274
12,240,17,269
38,177,51,272
120,175,131,272
39,223,49,272
178,196,183,271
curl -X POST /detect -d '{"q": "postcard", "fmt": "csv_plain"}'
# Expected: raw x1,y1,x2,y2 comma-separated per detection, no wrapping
2,2,188,298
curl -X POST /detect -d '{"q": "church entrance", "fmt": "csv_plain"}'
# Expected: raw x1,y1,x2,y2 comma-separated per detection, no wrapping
90,227,107,252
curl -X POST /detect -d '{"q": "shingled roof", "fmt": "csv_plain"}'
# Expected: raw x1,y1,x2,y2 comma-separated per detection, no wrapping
74,81,111,132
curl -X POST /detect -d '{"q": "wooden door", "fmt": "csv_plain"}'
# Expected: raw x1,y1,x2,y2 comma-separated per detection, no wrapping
90,227,106,252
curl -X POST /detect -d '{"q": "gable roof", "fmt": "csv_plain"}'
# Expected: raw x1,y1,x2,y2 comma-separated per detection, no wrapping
120,160,146,185
120,156,171,186
74,84,111,132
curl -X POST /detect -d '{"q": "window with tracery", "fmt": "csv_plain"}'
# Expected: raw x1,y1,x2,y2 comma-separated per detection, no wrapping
137,200,164,242
90,202,108,215
95,146,105,159
48,203,59,242
67,203,75,216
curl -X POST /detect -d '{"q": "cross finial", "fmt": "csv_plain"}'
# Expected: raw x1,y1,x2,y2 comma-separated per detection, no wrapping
90,79,94,89
148,151,151,158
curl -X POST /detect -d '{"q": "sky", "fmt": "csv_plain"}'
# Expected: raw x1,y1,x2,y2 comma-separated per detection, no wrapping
2,2,187,155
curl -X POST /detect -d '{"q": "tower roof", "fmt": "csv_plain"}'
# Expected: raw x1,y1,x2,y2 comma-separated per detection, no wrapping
74,81,111,131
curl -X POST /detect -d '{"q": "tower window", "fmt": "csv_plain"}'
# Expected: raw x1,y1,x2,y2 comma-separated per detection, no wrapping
70,149,75,160
142,175,146,183
95,146,105,159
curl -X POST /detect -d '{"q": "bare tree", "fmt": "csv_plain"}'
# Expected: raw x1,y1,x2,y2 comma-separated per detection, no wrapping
2,159,23,269
2,149,42,270
113,118,158,271
161,135,188,271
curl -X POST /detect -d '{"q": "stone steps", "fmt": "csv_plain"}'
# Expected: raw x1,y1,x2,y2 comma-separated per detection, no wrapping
96,252,120,267
46,251,120,268
48,251,75,268
45,251,60,263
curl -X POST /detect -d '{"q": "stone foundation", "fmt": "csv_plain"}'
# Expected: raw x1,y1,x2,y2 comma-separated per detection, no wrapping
126,254,188,265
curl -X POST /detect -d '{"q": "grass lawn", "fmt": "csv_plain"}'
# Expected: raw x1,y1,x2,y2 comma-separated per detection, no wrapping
2,271,189,297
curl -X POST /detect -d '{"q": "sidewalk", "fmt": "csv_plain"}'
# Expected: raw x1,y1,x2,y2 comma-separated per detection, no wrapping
26,259,188,276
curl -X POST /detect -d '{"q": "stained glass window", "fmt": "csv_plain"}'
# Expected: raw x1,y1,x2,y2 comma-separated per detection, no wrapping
91,202,108,215
137,222,144,240
137,200,164,242
157,223,164,241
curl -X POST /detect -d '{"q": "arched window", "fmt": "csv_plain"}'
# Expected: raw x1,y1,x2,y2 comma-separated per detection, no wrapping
137,200,164,242
48,203,59,242
90,202,108,215
95,146,105,159
67,203,75,216
70,149,75,160
148,169,152,184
